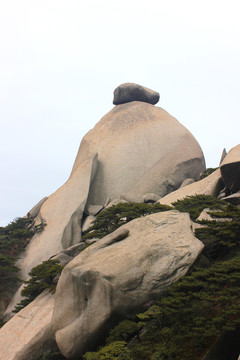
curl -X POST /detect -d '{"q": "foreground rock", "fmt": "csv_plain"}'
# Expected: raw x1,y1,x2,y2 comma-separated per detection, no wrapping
159,169,222,206
113,83,160,105
0,291,54,360
220,144,240,193
52,210,203,359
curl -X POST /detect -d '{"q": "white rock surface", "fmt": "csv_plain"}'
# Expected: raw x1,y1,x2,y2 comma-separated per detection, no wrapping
27,196,48,218
82,215,96,232
72,101,205,207
3,153,98,320
158,169,222,206
17,153,98,280
0,291,54,360
105,198,128,208
180,178,195,188
52,210,203,359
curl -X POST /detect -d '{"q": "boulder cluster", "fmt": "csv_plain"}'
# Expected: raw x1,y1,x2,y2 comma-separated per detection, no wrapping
0,83,240,360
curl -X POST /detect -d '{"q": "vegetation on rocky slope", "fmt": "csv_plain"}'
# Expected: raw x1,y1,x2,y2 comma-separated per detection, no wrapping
13,259,63,313
83,196,240,360
83,255,240,360
2,196,240,359
83,202,172,239
0,217,34,299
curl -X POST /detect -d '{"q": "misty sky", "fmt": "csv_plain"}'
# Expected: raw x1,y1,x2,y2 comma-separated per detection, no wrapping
1,0,240,226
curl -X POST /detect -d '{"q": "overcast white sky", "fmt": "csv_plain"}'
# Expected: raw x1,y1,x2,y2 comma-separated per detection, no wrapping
1,0,240,226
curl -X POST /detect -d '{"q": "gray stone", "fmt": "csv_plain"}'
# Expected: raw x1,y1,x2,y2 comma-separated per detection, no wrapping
86,205,103,216
159,169,222,206
197,208,232,222
85,239,98,245
4,153,98,319
52,211,203,359
120,193,144,203
82,215,96,232
220,144,240,193
219,148,227,164
71,101,205,208
0,291,54,360
27,196,48,219
222,192,240,205
113,83,160,105
51,253,73,267
63,242,87,257
143,193,160,203
218,188,227,199
180,178,195,188
105,198,128,208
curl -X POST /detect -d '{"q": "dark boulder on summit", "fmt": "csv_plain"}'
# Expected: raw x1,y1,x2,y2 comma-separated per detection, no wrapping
113,83,160,105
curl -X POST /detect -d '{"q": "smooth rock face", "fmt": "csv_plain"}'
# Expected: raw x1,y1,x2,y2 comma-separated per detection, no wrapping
143,193,160,203
72,101,205,207
52,211,203,359
3,153,98,320
0,291,54,360
222,192,240,205
82,215,96,232
18,153,98,279
180,178,195,188
159,169,222,206
27,196,48,218
220,144,240,192
113,83,160,105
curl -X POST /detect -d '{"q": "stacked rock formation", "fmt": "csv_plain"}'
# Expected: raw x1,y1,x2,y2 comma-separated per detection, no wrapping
2,83,225,360
4,83,206,299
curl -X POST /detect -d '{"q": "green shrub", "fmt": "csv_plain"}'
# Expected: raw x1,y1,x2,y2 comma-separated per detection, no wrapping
195,203,240,260
83,202,172,239
0,217,34,297
134,255,240,360
106,320,140,344
83,341,132,360
14,259,63,312
37,348,65,360
172,194,226,220
87,254,240,360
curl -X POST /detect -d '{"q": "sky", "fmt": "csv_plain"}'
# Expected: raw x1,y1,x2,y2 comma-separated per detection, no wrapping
1,0,240,226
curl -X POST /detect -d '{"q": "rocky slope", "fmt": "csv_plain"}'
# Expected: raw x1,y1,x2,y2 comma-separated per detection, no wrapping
0,83,240,360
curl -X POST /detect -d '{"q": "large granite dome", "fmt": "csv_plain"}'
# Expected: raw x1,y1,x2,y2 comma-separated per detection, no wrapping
72,100,205,205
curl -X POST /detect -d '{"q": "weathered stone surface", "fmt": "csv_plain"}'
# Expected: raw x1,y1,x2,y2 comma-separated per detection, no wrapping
27,196,48,219
222,192,240,205
86,205,103,216
220,144,240,192
197,208,232,222
219,148,227,164
113,83,160,105
143,193,160,203
19,153,98,279
4,153,98,320
62,242,87,257
180,178,195,188
159,169,222,206
72,101,205,208
0,291,54,360
105,198,128,208
51,252,73,267
82,215,96,232
52,211,203,359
